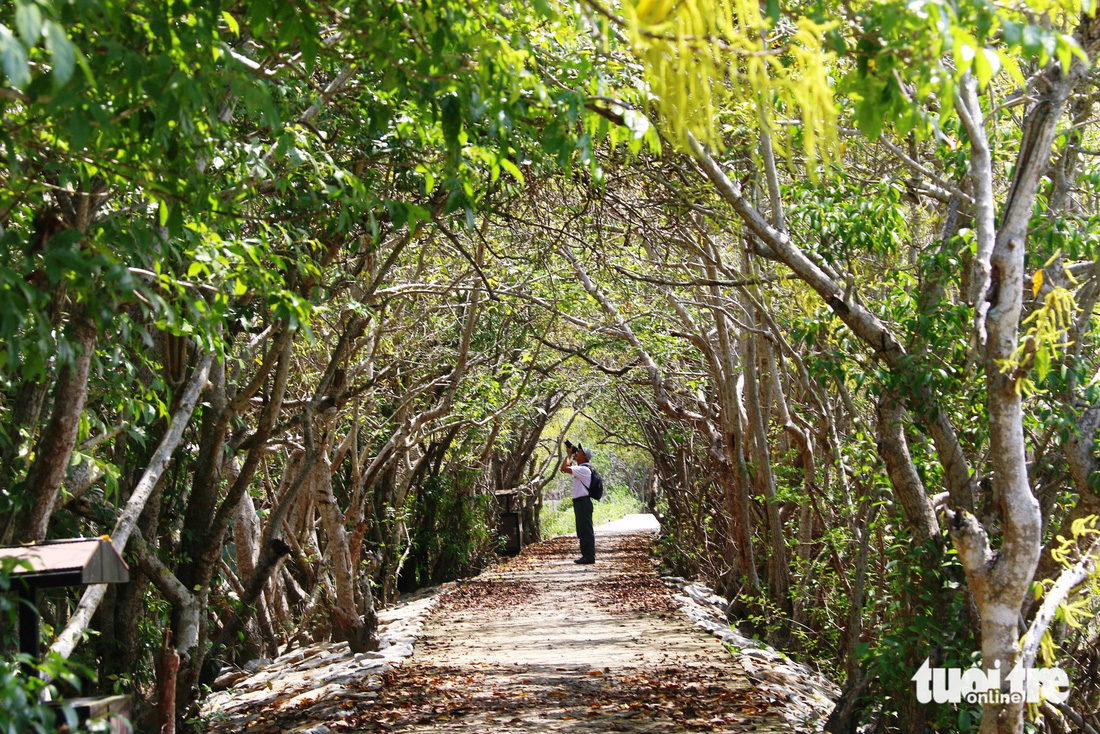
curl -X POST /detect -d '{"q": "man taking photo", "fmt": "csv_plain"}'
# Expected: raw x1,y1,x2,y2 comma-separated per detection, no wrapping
561,440,596,565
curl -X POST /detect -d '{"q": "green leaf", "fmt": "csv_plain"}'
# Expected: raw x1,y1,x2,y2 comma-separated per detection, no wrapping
44,21,74,86
405,203,430,226
221,11,240,36
1035,344,1051,382
953,33,977,79
499,158,524,184
1056,35,1085,73
440,94,461,150
1022,25,1043,58
69,110,90,149
998,49,1026,86
73,44,94,86
14,1,41,48
386,200,408,229
531,0,556,17
415,164,436,193
765,0,781,25
158,200,169,227
855,98,884,140
0,24,32,89
973,48,999,89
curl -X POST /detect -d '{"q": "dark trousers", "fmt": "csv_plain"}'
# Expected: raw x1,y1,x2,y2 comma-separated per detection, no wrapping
574,495,595,561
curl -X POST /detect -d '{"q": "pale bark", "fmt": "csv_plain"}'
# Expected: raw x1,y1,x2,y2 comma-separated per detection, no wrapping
113,352,215,552
742,327,791,615
703,249,760,592
315,452,374,651
757,106,786,232
949,38,1089,731
845,497,880,683
956,75,998,353
180,326,291,587
233,485,261,587
48,353,213,662
171,331,295,703
216,444,315,649
1020,536,1100,669
690,135,977,512
755,301,854,517
736,241,790,614
875,397,941,544
132,530,200,658
765,343,819,629
684,58,1093,729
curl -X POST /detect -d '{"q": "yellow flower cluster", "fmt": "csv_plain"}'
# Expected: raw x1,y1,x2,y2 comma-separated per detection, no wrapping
622,0,837,165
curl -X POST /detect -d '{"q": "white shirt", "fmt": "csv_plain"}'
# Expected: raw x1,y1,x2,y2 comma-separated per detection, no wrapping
571,464,592,499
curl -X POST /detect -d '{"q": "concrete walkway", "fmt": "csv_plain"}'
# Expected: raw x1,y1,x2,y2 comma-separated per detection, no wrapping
202,515,804,733
360,519,794,732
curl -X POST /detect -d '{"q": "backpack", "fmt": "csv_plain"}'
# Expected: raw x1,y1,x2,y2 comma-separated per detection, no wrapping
583,463,605,501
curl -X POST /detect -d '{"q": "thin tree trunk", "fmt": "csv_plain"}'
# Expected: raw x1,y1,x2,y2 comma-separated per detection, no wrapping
691,135,977,512
47,353,213,663
697,242,760,595
18,318,97,543
742,325,791,620
875,396,941,544
158,639,180,734
0,286,68,526
215,440,318,650
315,452,376,652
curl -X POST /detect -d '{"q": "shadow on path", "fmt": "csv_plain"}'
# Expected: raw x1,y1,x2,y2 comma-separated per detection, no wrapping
359,523,792,733
202,517,795,733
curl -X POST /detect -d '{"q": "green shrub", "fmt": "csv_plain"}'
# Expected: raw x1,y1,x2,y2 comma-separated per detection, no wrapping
402,473,497,588
540,483,643,538
0,560,92,734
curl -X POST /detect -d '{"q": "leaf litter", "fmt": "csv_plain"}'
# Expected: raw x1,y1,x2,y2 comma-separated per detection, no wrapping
203,526,802,733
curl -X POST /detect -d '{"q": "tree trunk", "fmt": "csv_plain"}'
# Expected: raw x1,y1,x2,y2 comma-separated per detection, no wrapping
875,396,941,544
315,453,377,652
742,327,791,622
158,642,180,734
47,353,212,664
18,318,97,543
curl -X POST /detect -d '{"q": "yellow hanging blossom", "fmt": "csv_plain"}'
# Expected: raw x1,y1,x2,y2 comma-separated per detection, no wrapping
621,0,837,165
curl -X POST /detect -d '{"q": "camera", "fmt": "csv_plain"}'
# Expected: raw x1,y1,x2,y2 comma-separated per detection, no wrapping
564,439,573,451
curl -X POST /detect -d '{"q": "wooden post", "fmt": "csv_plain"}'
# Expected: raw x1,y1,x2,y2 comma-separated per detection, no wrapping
17,583,38,678
158,630,179,734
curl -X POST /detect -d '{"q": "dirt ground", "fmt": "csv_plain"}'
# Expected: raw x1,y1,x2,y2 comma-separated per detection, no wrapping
356,526,794,733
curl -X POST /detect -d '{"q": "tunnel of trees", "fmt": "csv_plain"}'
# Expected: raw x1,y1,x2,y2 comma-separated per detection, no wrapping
2,1,1100,732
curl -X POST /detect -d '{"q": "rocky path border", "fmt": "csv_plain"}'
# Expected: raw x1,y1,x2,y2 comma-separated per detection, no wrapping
662,577,838,731
200,587,444,733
